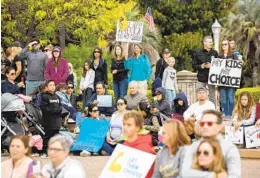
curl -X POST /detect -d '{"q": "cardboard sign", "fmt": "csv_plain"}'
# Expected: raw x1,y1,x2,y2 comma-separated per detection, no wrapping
100,144,156,178
225,126,244,144
244,126,260,148
71,118,109,152
116,21,143,43
208,58,242,88
97,95,113,107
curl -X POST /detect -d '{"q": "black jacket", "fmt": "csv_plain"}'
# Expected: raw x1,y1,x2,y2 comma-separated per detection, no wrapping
90,58,108,86
155,58,168,79
1,80,21,95
192,49,218,82
40,92,62,129
110,58,128,82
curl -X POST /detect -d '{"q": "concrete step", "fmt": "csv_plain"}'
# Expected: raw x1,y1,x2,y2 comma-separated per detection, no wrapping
239,149,260,159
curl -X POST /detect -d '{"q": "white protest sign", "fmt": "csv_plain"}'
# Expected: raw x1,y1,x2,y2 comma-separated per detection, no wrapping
116,21,143,43
97,95,112,107
208,58,242,87
225,126,244,144
244,126,260,148
100,144,156,178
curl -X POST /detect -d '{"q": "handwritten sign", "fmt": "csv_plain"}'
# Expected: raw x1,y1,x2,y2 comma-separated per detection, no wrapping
116,21,143,43
208,58,242,87
225,126,244,144
97,95,113,107
100,144,156,178
71,118,109,152
244,126,260,148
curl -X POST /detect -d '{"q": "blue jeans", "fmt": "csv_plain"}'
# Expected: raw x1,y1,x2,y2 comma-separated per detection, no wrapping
165,89,176,104
102,141,116,155
26,80,44,96
220,87,235,116
82,88,93,110
113,78,128,101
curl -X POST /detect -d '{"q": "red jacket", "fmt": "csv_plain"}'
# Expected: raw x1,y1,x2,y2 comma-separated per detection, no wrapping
123,134,155,178
256,103,260,121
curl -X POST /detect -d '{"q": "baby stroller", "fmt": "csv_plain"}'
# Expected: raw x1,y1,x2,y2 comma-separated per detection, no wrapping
1,93,45,150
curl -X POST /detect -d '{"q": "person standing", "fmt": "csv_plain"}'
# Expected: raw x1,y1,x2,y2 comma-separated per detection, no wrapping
192,36,218,105
111,44,128,101
155,48,171,79
45,46,69,86
20,39,48,96
229,40,240,56
90,47,108,89
124,44,152,95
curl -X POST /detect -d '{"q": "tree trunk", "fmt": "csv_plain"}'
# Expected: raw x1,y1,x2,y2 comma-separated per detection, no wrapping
59,24,66,49
252,64,258,86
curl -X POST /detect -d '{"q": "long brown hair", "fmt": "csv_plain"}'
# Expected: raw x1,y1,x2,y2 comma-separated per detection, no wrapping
82,60,92,77
114,44,125,60
10,135,31,157
193,139,226,173
233,91,255,121
219,40,233,57
163,120,191,155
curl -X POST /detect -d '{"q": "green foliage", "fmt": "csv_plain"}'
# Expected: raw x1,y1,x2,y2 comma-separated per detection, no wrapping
235,87,260,103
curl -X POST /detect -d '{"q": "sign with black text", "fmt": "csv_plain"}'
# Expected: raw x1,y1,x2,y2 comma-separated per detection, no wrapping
208,58,242,87
116,21,143,43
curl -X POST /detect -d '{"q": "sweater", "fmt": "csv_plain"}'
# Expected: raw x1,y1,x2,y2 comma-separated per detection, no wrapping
162,66,178,91
1,80,21,94
110,58,128,81
183,100,215,121
181,134,241,178
124,91,149,110
152,146,186,178
124,54,152,81
79,69,95,90
233,106,256,126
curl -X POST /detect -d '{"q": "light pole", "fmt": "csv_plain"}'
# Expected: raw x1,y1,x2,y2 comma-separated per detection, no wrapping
211,19,221,53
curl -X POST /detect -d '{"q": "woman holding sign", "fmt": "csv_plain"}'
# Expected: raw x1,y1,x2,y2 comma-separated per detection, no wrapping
218,40,240,119
152,120,191,178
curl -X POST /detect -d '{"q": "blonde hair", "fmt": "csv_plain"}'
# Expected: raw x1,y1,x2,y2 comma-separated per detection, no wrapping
168,57,175,63
193,138,226,173
123,110,144,130
163,120,191,155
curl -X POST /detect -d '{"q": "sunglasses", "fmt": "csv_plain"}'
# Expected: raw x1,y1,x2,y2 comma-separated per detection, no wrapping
199,121,216,127
9,73,16,76
94,51,100,53
197,150,210,156
222,43,228,46
44,49,49,52
92,109,99,113
117,102,125,106
68,86,74,89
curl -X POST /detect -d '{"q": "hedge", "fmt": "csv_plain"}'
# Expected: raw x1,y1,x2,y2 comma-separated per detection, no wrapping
235,87,260,103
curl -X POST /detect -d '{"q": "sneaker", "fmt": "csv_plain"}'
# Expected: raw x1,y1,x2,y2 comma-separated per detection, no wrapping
80,150,91,157
92,152,100,156
41,153,48,158
32,153,40,157
101,150,110,156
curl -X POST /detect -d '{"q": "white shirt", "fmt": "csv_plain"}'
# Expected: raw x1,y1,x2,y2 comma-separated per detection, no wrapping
42,157,86,178
183,100,215,121
79,69,95,90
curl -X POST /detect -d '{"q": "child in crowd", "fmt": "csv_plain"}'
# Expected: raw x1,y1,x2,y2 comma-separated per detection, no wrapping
123,110,155,178
152,87,171,117
172,92,188,122
28,127,43,156
80,60,95,110
193,139,227,176
162,57,178,105
40,80,62,157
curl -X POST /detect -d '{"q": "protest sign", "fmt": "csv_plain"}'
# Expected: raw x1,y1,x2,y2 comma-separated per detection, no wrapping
71,118,109,152
208,58,242,87
225,126,244,144
97,95,112,107
116,21,143,43
100,144,156,178
244,126,260,148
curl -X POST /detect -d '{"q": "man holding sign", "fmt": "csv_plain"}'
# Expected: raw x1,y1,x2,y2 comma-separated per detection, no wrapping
87,82,114,117
192,36,218,105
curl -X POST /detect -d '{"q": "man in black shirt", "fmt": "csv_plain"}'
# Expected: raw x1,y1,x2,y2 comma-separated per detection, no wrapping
155,48,171,79
192,36,218,105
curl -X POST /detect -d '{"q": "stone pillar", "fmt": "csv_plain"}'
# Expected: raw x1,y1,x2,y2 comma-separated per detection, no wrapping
177,70,199,105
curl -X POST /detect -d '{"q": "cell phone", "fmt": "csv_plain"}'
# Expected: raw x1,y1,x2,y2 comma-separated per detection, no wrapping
32,160,42,175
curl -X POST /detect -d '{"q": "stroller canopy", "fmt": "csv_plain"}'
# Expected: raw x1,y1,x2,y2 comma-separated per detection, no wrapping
1,93,25,112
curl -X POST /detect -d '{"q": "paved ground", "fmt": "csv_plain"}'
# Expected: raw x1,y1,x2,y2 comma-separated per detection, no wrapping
1,155,260,178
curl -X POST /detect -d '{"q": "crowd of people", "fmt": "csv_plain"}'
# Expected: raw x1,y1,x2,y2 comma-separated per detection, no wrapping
1,35,260,178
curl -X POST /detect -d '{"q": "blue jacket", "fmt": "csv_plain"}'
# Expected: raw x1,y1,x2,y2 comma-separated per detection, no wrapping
1,80,21,95
124,54,152,81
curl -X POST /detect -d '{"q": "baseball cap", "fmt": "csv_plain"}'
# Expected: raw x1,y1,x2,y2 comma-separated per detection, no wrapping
163,48,171,54
196,87,207,93
53,46,61,52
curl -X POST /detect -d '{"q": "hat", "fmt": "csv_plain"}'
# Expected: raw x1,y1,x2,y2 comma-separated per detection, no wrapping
12,41,22,47
67,118,76,124
196,87,207,93
53,46,61,52
163,48,170,54
154,90,162,95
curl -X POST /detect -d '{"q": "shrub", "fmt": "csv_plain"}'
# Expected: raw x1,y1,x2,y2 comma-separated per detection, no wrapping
235,87,260,103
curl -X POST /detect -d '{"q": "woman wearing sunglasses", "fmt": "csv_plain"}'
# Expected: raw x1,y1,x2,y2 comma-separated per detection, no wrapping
193,139,227,177
1,67,24,94
101,97,127,155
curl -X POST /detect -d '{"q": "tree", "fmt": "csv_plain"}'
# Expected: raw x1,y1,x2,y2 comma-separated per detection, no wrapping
222,0,260,86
